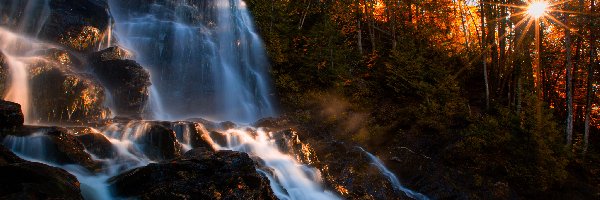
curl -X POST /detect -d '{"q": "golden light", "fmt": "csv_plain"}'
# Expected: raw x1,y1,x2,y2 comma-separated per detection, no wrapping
527,1,549,19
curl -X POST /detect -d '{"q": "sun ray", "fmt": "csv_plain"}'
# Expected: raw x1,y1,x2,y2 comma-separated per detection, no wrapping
545,14,570,30
547,8,597,15
485,12,528,24
486,2,528,9
516,18,535,49
548,0,572,7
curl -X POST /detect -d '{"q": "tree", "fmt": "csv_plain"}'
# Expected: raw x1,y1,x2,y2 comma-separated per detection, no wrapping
564,5,574,146
584,0,596,154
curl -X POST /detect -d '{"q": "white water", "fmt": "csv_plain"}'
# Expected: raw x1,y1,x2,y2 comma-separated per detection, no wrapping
1,122,192,200
204,128,340,200
357,147,429,200
0,28,58,124
108,0,275,122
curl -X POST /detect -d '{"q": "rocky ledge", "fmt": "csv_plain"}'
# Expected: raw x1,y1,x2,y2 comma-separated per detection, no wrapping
0,144,83,200
109,148,276,200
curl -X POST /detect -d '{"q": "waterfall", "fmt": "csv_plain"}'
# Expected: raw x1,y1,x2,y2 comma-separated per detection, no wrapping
0,28,57,124
108,0,275,122
205,128,340,200
357,147,430,200
0,1,418,199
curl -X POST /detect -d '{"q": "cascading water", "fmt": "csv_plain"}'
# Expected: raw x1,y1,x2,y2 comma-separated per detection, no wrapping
108,0,275,122
0,0,426,199
357,147,430,200
205,128,340,200
0,27,57,124
1,122,170,200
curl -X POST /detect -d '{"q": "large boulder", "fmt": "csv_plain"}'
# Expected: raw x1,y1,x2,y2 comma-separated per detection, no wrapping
136,123,182,161
259,119,414,199
29,64,110,124
89,47,150,118
68,127,116,159
0,100,24,129
0,0,110,52
1,126,101,172
109,148,276,200
171,122,214,150
0,144,83,200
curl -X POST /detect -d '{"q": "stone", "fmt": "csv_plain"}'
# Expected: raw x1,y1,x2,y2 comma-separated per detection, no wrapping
171,122,214,150
0,0,111,52
0,51,7,95
69,127,116,159
109,148,276,200
136,123,182,161
0,144,84,200
88,49,150,118
1,126,101,172
30,66,110,124
0,100,24,129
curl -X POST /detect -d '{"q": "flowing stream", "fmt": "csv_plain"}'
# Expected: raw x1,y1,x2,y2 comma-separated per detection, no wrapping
0,0,425,199
357,147,429,200
206,128,340,200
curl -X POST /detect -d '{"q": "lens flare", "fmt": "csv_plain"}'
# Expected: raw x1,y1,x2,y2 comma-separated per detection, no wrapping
527,1,548,18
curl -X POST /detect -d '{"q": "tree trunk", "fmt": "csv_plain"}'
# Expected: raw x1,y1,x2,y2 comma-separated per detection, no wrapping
385,0,397,49
481,0,490,110
356,0,363,55
367,0,376,51
498,1,507,95
584,0,596,154
565,10,574,146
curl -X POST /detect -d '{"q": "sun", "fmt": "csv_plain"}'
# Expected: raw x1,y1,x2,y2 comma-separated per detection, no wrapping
527,1,549,19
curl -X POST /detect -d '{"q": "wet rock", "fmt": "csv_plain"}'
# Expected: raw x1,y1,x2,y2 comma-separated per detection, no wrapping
187,118,220,131
208,131,228,147
109,148,276,200
89,49,150,118
47,0,110,51
1,126,101,171
68,127,116,159
171,122,214,150
89,46,133,62
0,144,83,200
44,127,102,171
254,117,293,131
0,51,7,95
301,139,403,199
30,66,110,124
0,0,110,52
220,121,237,130
259,119,409,199
0,100,24,129
136,123,182,161
0,144,22,165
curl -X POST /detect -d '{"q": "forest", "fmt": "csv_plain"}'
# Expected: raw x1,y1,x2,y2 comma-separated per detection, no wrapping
246,0,600,198
0,0,598,199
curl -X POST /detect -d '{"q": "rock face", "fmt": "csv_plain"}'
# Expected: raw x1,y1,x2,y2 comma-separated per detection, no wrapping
89,47,150,118
171,121,214,150
0,100,24,129
0,0,110,52
137,123,182,161
69,127,116,159
109,148,277,200
0,51,7,95
0,144,83,200
30,65,110,124
1,126,101,172
255,118,413,199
